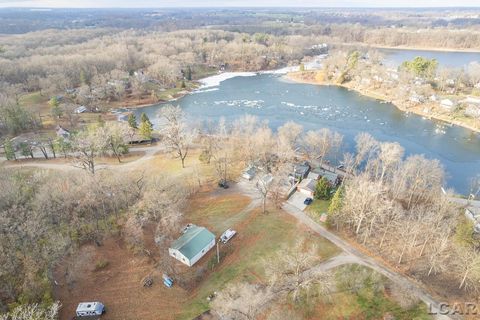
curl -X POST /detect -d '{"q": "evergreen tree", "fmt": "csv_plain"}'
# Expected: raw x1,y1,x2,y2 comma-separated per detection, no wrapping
140,112,152,126
19,142,33,159
139,120,153,141
186,66,192,81
314,177,332,200
3,139,16,160
49,96,63,118
328,187,343,215
80,69,89,86
127,113,138,129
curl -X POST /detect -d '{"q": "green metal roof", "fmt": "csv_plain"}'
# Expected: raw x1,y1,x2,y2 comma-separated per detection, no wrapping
171,225,215,260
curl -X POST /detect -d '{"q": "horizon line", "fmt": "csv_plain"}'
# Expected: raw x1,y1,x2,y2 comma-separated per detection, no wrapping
2,6,480,9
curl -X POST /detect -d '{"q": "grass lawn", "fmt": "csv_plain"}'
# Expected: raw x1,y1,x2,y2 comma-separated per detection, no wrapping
19,91,53,125
306,199,330,224
19,91,47,106
178,200,340,319
291,264,432,320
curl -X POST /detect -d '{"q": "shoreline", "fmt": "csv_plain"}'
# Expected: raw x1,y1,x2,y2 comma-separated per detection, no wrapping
341,43,480,54
285,71,480,134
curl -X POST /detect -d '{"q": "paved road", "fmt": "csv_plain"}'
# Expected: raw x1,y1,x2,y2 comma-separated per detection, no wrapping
282,202,456,320
235,177,455,319
449,197,480,209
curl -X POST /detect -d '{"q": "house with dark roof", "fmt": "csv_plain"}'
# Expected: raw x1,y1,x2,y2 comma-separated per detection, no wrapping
293,161,311,180
56,126,70,139
313,168,340,186
168,225,215,267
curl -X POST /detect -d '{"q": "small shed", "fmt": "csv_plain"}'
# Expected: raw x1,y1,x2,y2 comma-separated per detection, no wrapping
169,225,215,267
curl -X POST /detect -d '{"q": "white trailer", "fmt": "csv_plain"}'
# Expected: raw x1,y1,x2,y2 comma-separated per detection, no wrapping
76,302,105,317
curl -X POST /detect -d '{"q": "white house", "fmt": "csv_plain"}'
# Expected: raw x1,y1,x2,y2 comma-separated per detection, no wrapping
462,97,480,105
409,93,425,104
169,225,215,267
440,99,457,112
74,106,87,114
466,105,480,118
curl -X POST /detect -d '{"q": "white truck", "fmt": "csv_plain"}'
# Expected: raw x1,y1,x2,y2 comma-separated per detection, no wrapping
220,229,237,244
76,302,105,317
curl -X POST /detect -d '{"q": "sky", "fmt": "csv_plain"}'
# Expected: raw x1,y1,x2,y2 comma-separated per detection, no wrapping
1,0,480,8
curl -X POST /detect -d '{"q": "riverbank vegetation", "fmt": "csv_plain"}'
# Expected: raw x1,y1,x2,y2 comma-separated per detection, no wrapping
289,47,480,132
2,8,480,141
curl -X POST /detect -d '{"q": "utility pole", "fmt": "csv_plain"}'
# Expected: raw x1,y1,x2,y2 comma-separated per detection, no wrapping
216,240,220,264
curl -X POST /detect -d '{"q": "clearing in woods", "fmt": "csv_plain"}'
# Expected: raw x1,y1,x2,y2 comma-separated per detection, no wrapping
53,189,341,320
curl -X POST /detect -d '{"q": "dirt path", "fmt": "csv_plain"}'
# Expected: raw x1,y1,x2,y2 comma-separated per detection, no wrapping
282,202,457,320
2,144,166,172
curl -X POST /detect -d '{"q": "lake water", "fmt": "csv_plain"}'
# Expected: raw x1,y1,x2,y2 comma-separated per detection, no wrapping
134,73,480,195
380,48,480,68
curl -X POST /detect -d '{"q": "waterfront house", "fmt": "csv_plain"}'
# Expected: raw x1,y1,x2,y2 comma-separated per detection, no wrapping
440,99,457,112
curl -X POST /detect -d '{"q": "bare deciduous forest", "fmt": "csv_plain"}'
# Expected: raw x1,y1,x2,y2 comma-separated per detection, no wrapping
1,6,480,320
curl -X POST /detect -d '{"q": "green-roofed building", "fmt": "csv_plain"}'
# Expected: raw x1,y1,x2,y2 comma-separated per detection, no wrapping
168,224,216,267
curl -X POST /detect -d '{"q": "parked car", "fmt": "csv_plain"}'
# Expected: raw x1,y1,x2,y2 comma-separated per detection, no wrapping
220,229,237,244
303,198,313,205
76,302,105,317
218,180,229,189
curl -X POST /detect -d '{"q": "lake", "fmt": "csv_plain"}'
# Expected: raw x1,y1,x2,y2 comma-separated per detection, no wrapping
134,73,480,195
380,48,480,68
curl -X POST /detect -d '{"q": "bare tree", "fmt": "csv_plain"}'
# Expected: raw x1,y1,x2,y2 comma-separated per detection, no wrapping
71,125,107,174
255,174,272,214
377,142,404,182
454,246,480,291
160,105,195,168
102,122,130,163
302,128,332,166
211,282,273,320
265,240,334,303
354,132,379,169
0,302,61,320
